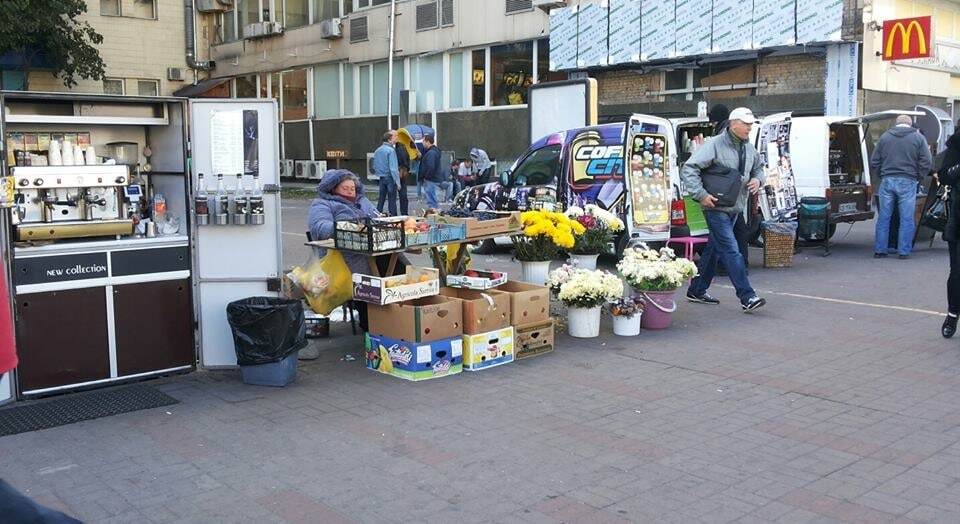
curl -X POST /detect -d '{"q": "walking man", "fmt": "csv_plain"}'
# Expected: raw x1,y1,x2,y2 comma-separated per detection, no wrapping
681,107,767,312
420,134,444,210
395,139,411,215
870,114,932,259
375,130,400,216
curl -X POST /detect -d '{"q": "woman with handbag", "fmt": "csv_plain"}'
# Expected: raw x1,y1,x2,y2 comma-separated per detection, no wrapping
937,127,960,337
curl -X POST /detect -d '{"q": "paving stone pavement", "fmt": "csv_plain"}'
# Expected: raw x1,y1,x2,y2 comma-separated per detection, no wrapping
4,220,960,523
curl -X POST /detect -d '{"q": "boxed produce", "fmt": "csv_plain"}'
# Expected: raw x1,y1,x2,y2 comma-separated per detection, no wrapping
352,266,440,305
435,210,521,238
515,320,554,360
438,288,511,335
445,269,507,290
367,294,463,342
496,281,550,326
403,217,432,247
463,327,514,371
365,333,462,381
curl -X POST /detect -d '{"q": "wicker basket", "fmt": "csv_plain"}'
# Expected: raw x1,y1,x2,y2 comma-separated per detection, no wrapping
762,230,795,268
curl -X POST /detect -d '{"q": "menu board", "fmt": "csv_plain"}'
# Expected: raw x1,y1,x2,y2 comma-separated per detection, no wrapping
628,132,670,226
641,0,675,61
608,0,642,65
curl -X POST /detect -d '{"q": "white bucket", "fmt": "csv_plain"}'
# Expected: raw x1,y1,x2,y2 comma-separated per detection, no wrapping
568,306,601,338
568,253,599,270
520,260,552,285
612,313,642,336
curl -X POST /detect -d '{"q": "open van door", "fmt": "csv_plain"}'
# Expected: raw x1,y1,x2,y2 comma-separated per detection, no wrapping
622,114,677,245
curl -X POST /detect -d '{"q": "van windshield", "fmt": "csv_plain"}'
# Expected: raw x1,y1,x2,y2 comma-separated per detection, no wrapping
509,144,562,186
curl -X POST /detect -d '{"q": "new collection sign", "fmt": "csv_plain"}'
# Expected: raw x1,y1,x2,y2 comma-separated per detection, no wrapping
882,16,933,61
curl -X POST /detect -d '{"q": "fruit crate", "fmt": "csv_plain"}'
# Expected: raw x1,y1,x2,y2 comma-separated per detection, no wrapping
335,217,405,253
445,269,507,290
429,222,467,244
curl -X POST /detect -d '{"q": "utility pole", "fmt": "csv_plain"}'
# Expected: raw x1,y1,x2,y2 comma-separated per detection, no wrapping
387,0,397,130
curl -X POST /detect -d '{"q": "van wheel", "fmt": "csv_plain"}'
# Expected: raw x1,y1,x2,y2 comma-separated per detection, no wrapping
472,238,498,254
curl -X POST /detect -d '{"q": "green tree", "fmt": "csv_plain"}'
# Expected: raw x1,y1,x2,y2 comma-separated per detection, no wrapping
0,0,106,89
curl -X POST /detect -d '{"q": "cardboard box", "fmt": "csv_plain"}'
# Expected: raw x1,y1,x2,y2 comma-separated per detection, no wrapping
365,334,462,381
438,287,511,335
367,295,463,342
435,211,521,239
496,281,550,326
352,266,440,305
445,269,508,290
463,327,514,371
515,320,554,360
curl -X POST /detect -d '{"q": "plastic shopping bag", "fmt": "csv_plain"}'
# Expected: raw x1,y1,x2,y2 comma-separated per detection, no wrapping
288,249,352,315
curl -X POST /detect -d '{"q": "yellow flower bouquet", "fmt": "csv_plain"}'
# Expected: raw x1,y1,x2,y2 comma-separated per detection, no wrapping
511,210,586,261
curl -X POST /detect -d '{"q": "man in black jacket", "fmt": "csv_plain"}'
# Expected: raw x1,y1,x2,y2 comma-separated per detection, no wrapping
420,134,444,209
395,141,411,215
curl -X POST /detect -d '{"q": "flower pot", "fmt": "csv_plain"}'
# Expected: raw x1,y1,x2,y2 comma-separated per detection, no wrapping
568,253,599,270
567,306,601,338
637,290,677,330
520,260,552,285
612,313,642,336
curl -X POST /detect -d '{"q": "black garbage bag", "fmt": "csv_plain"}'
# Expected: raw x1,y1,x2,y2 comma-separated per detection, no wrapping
227,297,308,366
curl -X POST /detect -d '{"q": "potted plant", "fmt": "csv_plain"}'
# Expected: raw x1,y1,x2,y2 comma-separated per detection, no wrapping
550,267,623,338
616,245,698,330
512,210,584,285
609,297,644,336
546,263,577,297
565,205,626,270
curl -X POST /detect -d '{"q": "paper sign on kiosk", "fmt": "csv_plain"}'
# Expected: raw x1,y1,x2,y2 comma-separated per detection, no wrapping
210,110,244,176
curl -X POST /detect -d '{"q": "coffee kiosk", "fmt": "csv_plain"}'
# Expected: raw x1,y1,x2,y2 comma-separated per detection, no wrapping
0,93,283,403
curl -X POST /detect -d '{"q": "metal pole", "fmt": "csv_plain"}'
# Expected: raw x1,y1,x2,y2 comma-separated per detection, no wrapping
387,0,397,130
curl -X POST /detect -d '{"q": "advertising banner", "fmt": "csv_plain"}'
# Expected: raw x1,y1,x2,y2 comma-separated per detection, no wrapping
712,0,753,53
824,43,859,117
549,7,578,70
608,0,642,65
675,0,712,57
753,0,796,48
797,0,844,43
640,0,676,61
882,16,933,61
577,2,610,68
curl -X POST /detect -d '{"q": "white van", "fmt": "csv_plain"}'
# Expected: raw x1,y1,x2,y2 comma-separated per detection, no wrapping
749,110,923,237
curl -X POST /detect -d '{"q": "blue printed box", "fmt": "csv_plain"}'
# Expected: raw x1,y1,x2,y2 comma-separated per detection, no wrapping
365,334,463,382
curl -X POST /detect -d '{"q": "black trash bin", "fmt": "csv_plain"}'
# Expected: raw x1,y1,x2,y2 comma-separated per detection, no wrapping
226,297,308,386
798,197,829,241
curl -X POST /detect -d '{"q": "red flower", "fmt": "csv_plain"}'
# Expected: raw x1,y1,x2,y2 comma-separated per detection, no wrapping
578,214,596,229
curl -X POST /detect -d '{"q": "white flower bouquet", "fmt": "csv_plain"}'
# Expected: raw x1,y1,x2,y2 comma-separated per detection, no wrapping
546,263,578,296
617,245,699,292
549,267,624,308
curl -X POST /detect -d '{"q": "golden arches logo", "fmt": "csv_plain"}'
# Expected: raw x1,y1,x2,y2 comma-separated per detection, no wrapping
885,20,927,58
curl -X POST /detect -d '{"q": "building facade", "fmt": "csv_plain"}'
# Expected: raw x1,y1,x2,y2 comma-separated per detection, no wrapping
11,0,205,97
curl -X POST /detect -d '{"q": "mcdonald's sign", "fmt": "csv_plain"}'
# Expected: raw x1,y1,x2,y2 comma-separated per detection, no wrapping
882,16,933,61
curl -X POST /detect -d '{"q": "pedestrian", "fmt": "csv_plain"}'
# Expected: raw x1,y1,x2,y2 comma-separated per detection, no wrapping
681,107,767,312
395,138,411,215
936,122,960,338
870,114,932,259
374,130,401,216
708,104,751,273
459,157,476,188
420,134,444,210
470,147,492,184
447,160,460,200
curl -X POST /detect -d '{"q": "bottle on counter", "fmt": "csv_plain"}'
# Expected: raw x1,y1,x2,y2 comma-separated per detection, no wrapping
194,173,210,225
152,193,166,227
232,173,248,225
214,173,229,225
249,173,264,225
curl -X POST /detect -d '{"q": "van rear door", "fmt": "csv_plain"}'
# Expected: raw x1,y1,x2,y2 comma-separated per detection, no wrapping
623,114,676,243
753,112,799,221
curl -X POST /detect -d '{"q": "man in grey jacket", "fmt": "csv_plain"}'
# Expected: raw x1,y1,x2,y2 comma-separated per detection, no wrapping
870,114,932,259
681,107,767,312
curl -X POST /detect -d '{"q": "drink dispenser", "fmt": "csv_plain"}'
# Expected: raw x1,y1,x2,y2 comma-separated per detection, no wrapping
249,174,264,225
213,173,229,225
232,173,248,225
194,173,210,225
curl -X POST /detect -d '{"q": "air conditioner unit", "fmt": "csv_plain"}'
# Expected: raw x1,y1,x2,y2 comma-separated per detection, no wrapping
533,0,567,11
243,23,263,39
243,21,283,39
279,159,294,178
366,152,378,180
167,67,184,82
266,22,284,36
306,161,328,180
320,18,342,39
295,160,311,179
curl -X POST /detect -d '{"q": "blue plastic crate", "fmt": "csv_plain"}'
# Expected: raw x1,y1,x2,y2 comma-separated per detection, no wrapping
240,351,299,387
430,222,467,244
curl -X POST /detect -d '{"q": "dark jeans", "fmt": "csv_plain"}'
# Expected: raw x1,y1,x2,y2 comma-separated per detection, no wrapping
398,168,409,215
717,212,749,272
377,176,398,216
949,241,960,315
689,210,757,304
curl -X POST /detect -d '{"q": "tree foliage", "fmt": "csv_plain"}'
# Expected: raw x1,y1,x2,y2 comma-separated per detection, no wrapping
0,0,106,88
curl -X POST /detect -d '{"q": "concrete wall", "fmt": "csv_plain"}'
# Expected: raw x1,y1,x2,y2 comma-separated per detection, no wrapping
27,0,204,95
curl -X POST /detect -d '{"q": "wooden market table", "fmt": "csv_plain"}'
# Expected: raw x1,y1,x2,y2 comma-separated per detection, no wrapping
306,231,513,281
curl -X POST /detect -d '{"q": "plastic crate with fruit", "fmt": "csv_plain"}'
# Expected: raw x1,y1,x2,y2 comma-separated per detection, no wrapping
334,217,405,253
403,217,432,247
445,269,507,290
429,221,467,244
352,266,440,305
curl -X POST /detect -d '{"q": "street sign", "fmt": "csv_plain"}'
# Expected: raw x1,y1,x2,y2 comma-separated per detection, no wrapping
882,16,933,61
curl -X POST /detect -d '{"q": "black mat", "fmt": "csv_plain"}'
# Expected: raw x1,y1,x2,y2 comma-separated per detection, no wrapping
0,384,179,437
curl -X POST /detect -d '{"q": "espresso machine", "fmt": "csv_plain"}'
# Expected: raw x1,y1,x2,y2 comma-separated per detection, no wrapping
11,165,135,241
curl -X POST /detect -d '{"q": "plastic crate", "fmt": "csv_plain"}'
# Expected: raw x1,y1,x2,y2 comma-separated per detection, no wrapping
429,222,467,244
334,217,405,253
240,351,299,387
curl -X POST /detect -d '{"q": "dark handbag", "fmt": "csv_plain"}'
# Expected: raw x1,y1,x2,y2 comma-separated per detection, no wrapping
921,185,950,232
701,164,743,208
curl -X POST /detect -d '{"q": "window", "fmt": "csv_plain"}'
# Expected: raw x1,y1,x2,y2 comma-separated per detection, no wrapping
314,64,340,118
355,0,390,8
137,79,159,96
416,1,438,31
440,0,453,26
343,65,355,115
415,54,443,112
100,0,120,16
510,145,561,187
130,0,156,19
103,78,124,95
664,69,689,102
471,49,486,107
219,9,238,42
448,52,464,108
350,16,368,42
238,0,259,27
358,65,371,114
537,37,564,83
236,75,258,97
259,73,269,98
313,0,340,20
285,0,308,28
270,72,281,108
282,69,308,120
491,41,533,106
0,71,26,91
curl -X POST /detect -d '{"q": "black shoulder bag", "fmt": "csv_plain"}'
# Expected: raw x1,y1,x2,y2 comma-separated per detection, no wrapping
701,142,745,208
921,185,950,232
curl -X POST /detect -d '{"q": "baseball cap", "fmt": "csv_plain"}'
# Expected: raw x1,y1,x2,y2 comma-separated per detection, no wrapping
728,107,757,124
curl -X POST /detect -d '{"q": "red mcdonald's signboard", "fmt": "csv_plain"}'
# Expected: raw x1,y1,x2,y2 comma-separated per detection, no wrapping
882,16,933,61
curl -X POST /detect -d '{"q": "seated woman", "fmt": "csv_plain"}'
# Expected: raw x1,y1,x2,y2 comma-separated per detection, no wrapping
308,170,404,330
